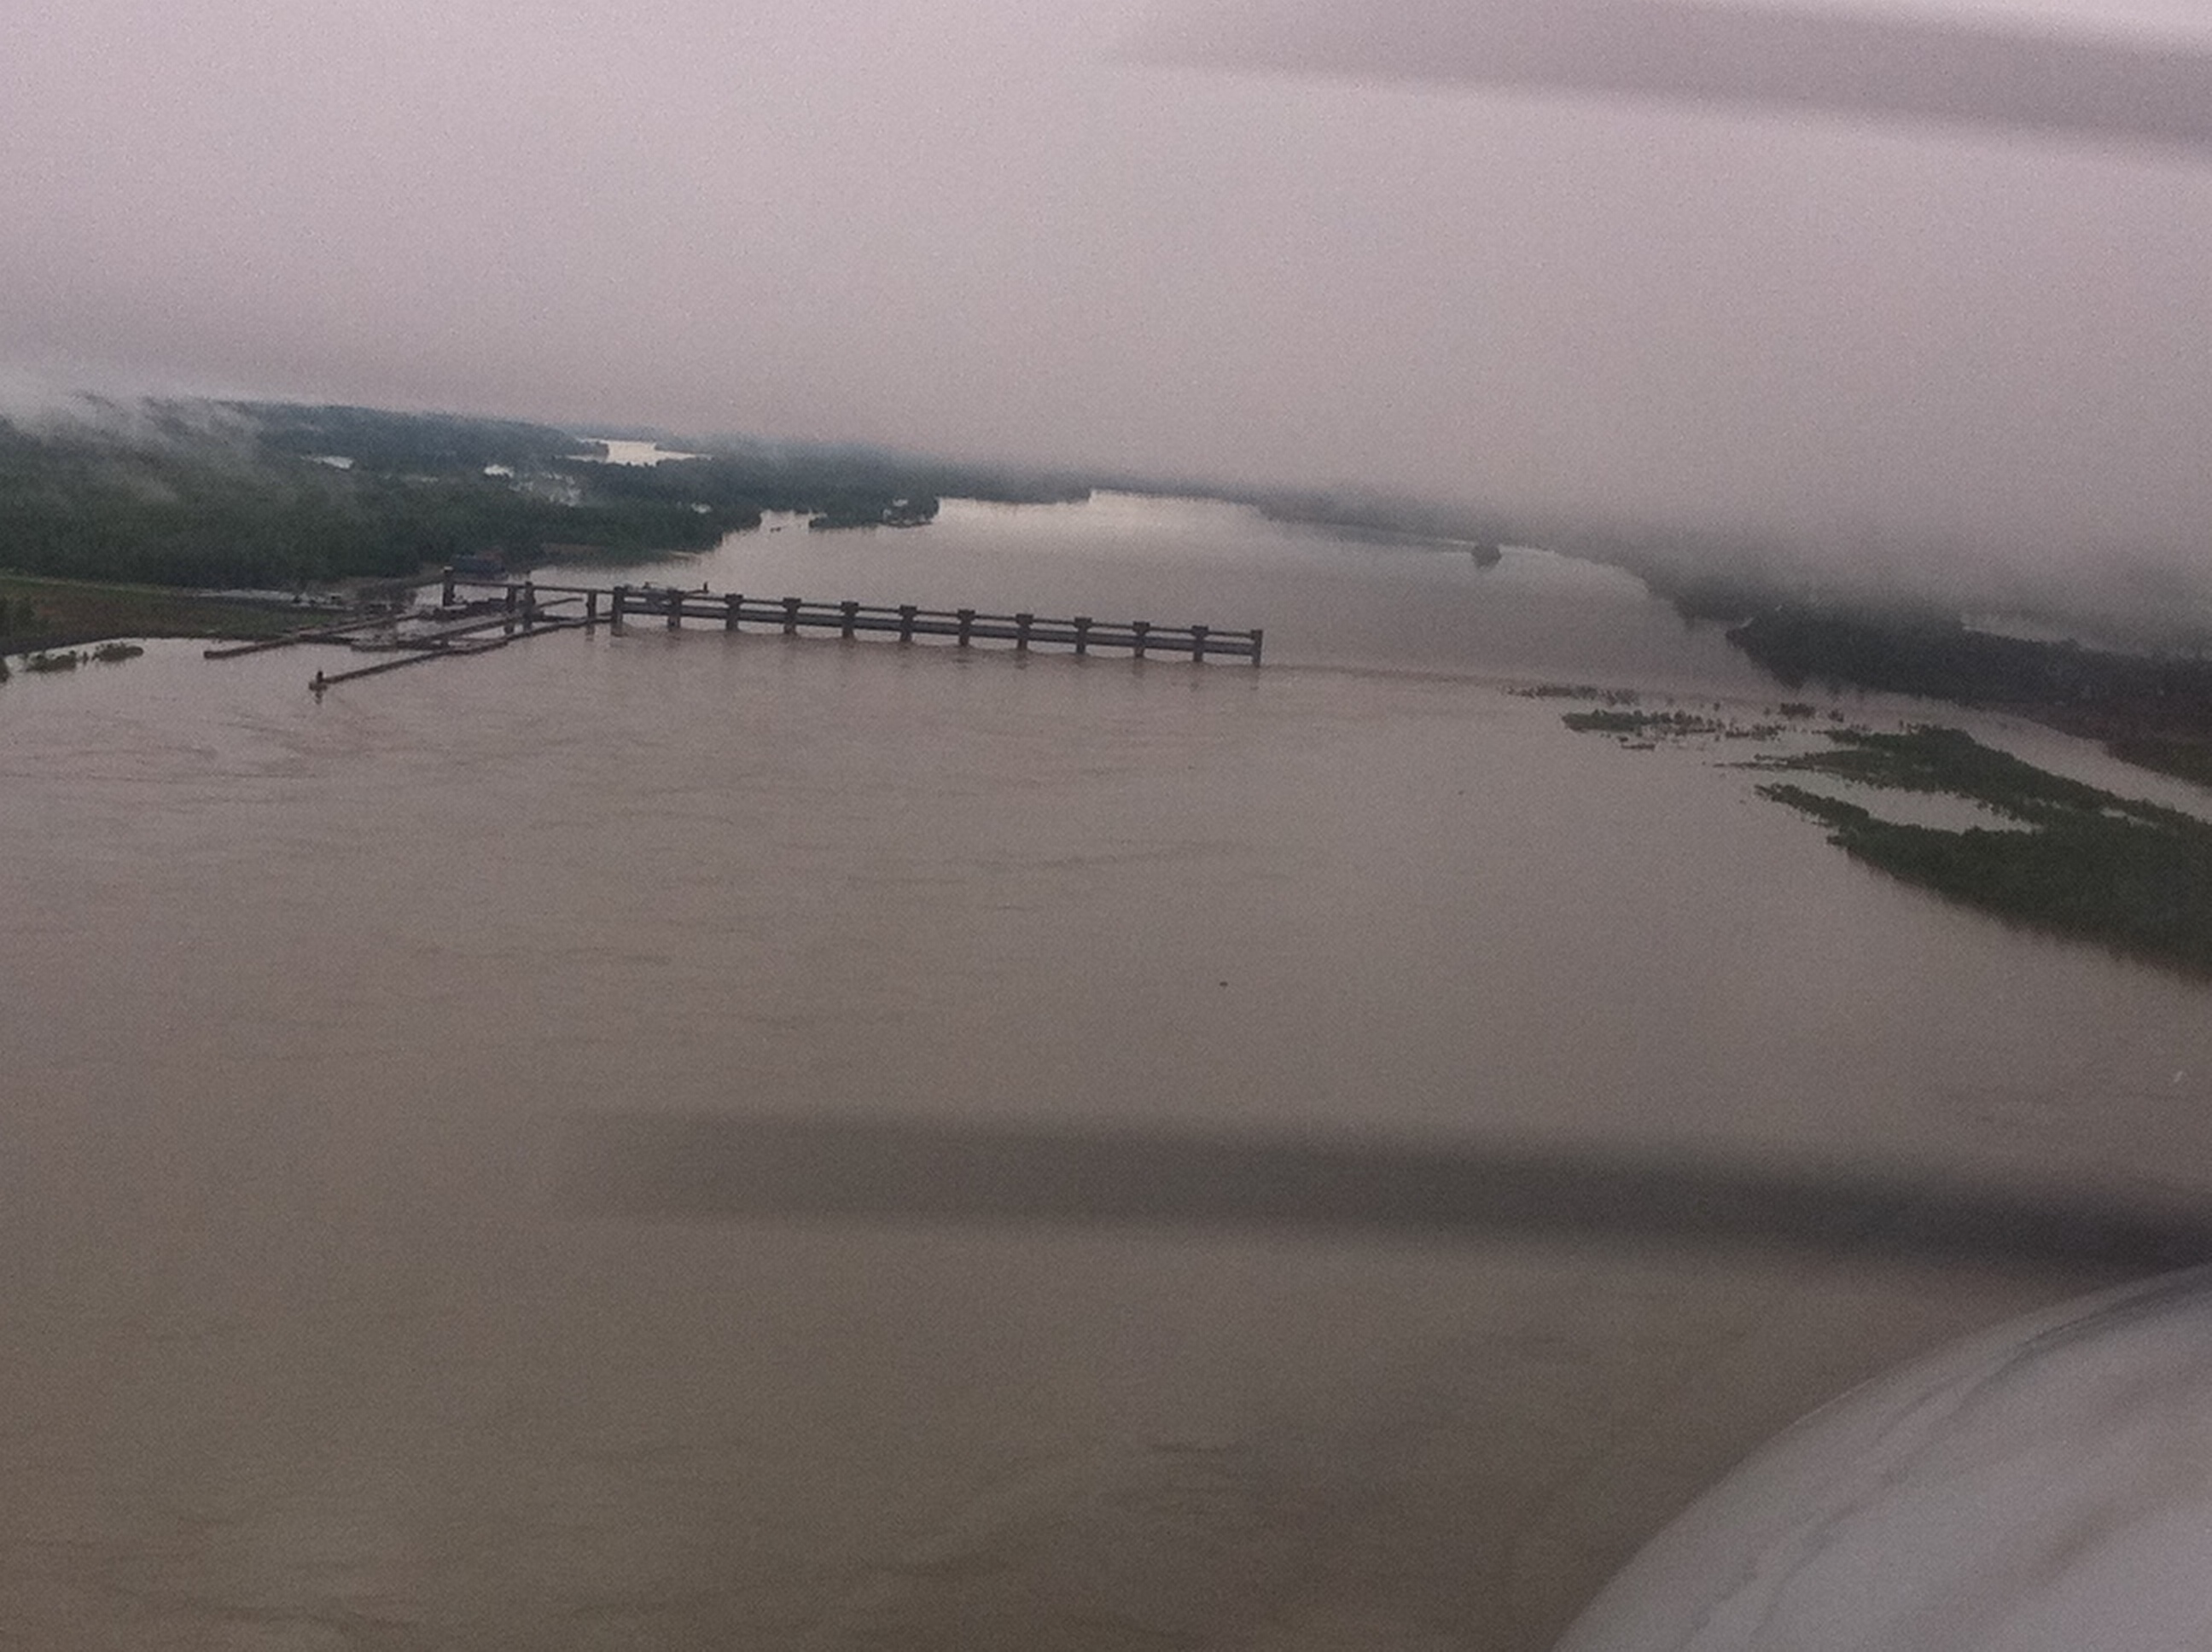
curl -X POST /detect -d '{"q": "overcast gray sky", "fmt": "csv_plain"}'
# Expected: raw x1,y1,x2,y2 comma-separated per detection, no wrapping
6,0,2212,596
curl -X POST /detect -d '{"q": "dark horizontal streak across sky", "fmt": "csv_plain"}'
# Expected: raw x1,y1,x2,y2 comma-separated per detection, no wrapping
1150,0,2212,152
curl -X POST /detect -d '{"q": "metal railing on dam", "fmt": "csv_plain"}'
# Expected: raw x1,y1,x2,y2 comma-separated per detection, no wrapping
204,572,1266,692
478,574,1262,664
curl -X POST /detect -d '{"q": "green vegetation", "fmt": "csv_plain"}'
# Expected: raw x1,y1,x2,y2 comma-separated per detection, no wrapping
1733,608,2135,703
1513,683,1642,704
1750,726,2212,975
0,400,1097,596
1555,707,2212,974
1573,538,2212,792
1555,701,1784,742
2106,737,2212,790
0,408,730,589
1562,708,1731,736
1723,607,2212,793
0,573,311,650
247,403,589,473
506,430,1074,538
807,495,939,530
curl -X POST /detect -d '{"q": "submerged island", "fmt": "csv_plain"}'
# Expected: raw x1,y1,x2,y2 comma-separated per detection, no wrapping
1557,695,2212,977
1751,726,2212,975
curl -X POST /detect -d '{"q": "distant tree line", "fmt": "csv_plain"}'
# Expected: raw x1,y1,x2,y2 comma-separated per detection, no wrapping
0,422,724,588
1729,607,2212,790
242,402,595,473
0,402,1096,592
1238,486,1515,547
565,443,1082,524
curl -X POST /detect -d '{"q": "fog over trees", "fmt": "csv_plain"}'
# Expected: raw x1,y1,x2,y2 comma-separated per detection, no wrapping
5,0,2212,629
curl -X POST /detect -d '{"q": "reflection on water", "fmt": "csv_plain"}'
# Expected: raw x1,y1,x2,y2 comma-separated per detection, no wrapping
595,492,1776,690
3,497,2209,1649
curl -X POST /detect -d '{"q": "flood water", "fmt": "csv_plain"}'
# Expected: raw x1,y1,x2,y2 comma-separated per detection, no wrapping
4,495,2210,1650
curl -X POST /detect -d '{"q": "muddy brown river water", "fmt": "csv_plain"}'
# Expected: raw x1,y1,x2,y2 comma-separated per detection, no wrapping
3,495,2209,1649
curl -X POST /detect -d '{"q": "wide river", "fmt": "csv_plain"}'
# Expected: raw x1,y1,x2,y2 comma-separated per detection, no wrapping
4,493,2209,1650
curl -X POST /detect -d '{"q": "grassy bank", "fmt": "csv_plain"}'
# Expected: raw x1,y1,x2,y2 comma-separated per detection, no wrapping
0,573,319,653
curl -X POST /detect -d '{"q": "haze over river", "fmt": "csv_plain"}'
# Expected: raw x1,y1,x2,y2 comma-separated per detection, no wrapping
5,495,2210,1650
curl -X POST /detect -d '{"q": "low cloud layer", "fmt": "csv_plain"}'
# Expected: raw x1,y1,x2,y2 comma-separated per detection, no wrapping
5,0,2211,620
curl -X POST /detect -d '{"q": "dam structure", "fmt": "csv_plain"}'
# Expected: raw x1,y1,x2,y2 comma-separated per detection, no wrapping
207,571,1266,692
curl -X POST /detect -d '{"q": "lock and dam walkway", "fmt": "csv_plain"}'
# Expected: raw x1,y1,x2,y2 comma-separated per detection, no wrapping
204,571,1264,691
